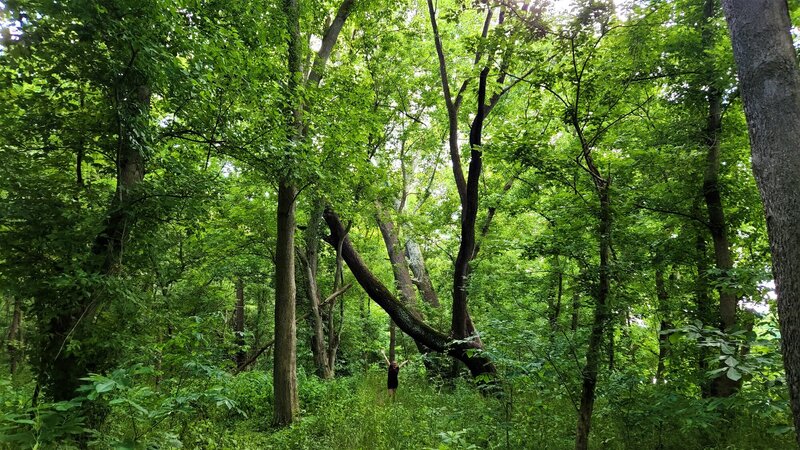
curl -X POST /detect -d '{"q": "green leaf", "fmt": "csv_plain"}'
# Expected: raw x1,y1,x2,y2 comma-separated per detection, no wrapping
726,367,742,381
95,380,116,393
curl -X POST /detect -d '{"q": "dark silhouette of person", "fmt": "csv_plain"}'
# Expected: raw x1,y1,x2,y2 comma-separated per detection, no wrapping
381,350,408,400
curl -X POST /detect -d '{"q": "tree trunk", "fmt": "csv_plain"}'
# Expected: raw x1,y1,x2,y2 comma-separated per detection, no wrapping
234,278,246,370
377,212,418,306
40,80,149,403
323,208,496,378
389,320,397,362
548,256,563,331
700,0,739,398
405,239,440,307
273,182,299,426
304,206,333,379
571,286,580,332
655,266,672,382
721,0,800,444
575,185,611,450
6,297,22,375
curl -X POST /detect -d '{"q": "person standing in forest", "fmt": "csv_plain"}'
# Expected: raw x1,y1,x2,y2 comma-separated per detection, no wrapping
381,350,409,400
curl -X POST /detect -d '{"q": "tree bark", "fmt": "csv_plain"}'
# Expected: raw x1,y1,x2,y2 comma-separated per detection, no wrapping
405,239,440,307
272,0,306,425
721,0,800,444
699,0,739,398
575,185,611,450
655,265,672,382
304,206,334,379
41,79,149,403
323,208,496,377
273,182,299,426
6,297,22,375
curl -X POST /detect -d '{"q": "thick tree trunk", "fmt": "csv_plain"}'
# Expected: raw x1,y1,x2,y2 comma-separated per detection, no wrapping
721,1,800,444
405,240,440,307
323,208,496,377
234,279,246,370
575,185,611,450
273,183,299,426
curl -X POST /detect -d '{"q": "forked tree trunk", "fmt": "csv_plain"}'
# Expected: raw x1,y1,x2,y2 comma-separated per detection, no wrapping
721,0,800,444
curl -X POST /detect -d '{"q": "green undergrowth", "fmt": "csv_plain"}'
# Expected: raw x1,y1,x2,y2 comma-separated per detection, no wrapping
1,366,795,449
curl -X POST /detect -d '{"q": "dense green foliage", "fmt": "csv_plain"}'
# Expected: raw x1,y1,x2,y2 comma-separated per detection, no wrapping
0,0,796,448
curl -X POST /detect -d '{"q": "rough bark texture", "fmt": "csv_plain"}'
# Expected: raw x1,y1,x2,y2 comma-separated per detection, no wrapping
721,0,800,444
376,212,418,307
234,278,246,370
273,183,299,426
273,0,302,425
405,239,440,307
323,208,496,377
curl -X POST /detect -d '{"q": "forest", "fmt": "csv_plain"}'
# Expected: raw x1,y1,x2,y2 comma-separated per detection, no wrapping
2,0,800,448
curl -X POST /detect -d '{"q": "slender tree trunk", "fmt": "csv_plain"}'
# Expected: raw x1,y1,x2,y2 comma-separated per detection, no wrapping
6,297,22,375
700,0,739,398
389,320,397,362
576,185,611,450
571,286,580,332
549,256,563,331
721,1,800,444
304,206,333,379
655,266,672,382
234,279,246,370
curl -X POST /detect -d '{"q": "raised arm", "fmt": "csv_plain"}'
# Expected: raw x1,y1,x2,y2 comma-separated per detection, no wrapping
381,350,390,365
399,359,410,368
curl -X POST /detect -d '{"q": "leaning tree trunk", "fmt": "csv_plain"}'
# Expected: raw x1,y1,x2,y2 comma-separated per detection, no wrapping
324,208,495,377
721,1,800,444
304,206,334,379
